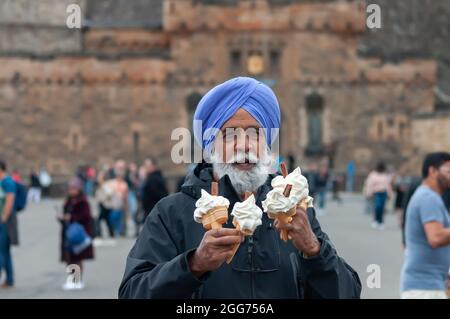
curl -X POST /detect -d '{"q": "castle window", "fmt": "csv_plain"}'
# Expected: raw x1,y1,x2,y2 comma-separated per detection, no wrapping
305,92,324,155
230,50,242,75
186,93,203,158
269,50,280,76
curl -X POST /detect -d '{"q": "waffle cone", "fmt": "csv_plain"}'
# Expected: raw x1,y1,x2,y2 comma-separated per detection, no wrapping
267,205,297,242
226,218,252,264
201,206,228,230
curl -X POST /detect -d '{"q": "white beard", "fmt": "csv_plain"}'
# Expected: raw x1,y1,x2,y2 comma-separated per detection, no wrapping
210,147,272,195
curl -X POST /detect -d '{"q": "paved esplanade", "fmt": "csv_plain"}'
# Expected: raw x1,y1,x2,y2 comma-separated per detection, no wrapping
0,194,403,299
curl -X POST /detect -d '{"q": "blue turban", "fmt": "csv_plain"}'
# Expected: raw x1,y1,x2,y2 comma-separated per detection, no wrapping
193,77,281,151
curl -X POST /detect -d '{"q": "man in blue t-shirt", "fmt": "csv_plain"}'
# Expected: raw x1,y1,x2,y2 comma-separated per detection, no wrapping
0,159,16,288
400,152,450,299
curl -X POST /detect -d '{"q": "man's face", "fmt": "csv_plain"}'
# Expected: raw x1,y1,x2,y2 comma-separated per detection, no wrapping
214,108,266,172
114,160,126,178
210,108,271,194
436,161,450,190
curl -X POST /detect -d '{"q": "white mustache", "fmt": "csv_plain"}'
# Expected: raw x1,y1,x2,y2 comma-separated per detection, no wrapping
226,152,259,164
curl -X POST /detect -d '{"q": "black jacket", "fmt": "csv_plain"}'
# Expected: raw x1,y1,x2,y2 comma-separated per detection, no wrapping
141,170,168,217
119,164,361,299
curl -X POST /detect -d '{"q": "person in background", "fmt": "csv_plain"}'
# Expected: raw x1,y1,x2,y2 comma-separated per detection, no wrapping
316,163,329,215
401,175,423,247
365,162,393,230
76,165,87,192
38,167,52,198
331,171,343,204
0,160,16,288
59,177,94,290
287,154,296,172
11,170,21,183
346,160,356,193
392,168,410,227
400,152,450,299
106,163,115,180
442,188,450,210
94,169,116,245
110,160,129,237
303,163,318,204
126,163,140,237
28,170,42,203
402,177,450,247
85,166,96,197
362,176,373,215
140,158,168,220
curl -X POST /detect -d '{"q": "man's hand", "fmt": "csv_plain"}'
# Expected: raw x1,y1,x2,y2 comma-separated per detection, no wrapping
274,206,321,257
189,228,244,278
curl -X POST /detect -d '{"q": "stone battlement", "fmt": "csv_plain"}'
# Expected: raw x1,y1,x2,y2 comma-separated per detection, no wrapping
164,0,365,34
0,57,174,85
0,56,435,87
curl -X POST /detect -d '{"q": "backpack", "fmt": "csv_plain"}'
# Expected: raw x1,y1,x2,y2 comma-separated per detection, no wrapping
14,182,27,212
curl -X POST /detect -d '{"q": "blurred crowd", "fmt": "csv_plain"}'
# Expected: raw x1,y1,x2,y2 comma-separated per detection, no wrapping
1,153,448,296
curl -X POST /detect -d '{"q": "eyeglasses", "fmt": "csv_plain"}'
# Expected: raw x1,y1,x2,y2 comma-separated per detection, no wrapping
221,127,261,143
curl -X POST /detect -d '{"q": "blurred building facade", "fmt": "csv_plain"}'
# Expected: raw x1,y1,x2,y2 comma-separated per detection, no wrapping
0,0,448,185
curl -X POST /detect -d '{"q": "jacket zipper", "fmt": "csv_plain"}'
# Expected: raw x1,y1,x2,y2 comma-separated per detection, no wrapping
248,235,255,298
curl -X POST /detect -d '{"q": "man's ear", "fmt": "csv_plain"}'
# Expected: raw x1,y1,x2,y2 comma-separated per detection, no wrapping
429,166,438,178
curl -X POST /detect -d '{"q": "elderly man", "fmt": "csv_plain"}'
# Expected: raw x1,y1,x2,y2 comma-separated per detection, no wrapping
119,77,361,299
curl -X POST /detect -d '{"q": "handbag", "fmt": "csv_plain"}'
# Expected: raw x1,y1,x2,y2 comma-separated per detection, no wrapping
66,222,92,255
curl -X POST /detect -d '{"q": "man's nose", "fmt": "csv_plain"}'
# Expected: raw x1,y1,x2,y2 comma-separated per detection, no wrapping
235,130,250,153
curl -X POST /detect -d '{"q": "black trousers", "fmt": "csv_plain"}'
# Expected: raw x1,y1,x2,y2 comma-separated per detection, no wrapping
96,203,114,238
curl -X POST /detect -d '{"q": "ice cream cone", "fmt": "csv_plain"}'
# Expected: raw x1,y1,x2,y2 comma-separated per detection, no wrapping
226,192,255,264
285,198,310,240
267,182,296,241
268,205,296,241
201,205,229,230
226,219,241,264
266,162,313,242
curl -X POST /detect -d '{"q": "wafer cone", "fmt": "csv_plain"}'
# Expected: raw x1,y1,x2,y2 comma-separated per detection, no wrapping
285,198,309,240
201,181,228,230
226,192,253,264
268,205,297,241
202,206,229,230
267,183,295,242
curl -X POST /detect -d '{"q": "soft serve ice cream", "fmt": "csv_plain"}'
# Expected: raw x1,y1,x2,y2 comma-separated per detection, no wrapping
262,166,314,242
231,194,263,235
262,167,313,214
226,193,263,264
194,189,230,228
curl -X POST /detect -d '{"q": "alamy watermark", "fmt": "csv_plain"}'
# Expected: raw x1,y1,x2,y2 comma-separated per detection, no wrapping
66,4,81,29
66,264,81,285
65,3,381,30
366,4,382,29
366,264,381,289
